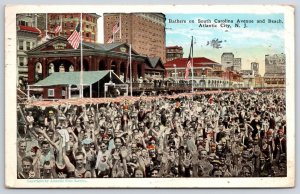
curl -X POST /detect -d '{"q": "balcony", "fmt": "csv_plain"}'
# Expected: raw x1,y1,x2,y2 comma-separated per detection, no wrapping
128,80,244,92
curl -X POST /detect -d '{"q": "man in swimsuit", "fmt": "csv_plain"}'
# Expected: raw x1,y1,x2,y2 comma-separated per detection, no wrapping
74,152,92,178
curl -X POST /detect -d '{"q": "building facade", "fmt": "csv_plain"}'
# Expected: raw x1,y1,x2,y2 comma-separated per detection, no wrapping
103,13,166,63
264,53,285,86
16,14,41,83
240,70,255,88
166,46,183,62
251,62,259,75
233,58,241,71
221,52,242,71
35,13,100,43
221,52,234,69
164,57,243,89
255,75,265,88
26,36,165,98
265,54,286,75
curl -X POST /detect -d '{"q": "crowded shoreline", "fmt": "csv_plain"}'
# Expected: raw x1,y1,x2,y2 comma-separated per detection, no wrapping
17,89,287,178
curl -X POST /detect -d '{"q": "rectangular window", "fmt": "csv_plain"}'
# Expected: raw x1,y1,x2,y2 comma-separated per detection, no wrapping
19,40,24,50
19,57,24,66
62,90,66,97
19,20,27,26
48,89,55,97
26,42,31,50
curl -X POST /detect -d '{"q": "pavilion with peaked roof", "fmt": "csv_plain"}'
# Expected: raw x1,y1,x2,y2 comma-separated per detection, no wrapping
25,36,165,98
26,36,165,85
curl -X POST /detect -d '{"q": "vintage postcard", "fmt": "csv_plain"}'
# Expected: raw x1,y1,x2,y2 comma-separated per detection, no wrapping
5,5,295,188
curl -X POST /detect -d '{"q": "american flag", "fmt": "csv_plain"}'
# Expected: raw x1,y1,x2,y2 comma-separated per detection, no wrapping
184,37,193,80
184,57,192,80
112,22,120,34
54,25,62,34
208,95,214,104
107,35,113,43
67,24,81,49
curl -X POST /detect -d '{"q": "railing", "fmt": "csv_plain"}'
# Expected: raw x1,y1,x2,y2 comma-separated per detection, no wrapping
130,82,248,91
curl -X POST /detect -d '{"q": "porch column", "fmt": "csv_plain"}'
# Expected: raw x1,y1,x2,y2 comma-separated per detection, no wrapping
122,65,128,82
106,58,112,70
73,57,78,71
116,61,121,76
89,56,92,71
141,63,145,79
132,62,137,81
91,56,96,71
27,58,35,84
90,85,92,98
42,58,47,78
68,85,71,99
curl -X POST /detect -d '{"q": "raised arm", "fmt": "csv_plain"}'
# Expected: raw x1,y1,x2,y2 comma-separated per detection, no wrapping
35,128,59,151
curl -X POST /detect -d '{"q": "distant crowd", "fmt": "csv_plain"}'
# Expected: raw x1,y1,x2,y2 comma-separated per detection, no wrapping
17,90,287,178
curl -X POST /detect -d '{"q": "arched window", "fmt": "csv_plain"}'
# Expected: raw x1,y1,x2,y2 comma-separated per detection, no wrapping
35,62,42,74
35,62,43,81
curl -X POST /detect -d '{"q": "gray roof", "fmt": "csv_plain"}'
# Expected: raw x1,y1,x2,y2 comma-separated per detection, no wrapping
33,70,123,86
82,42,124,51
147,57,161,68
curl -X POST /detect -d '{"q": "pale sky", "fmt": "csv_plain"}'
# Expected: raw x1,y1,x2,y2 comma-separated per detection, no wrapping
97,13,285,75
165,13,285,75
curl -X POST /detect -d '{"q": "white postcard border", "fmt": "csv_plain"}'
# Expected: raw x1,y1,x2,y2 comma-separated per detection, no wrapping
5,4,295,188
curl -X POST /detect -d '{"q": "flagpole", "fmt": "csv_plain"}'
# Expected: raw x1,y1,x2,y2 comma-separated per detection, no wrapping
129,44,132,97
59,14,62,36
45,13,48,38
119,14,122,41
80,13,83,98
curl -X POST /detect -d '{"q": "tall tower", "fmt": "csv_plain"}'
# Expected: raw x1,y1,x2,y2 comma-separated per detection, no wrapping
221,52,234,70
251,62,259,74
104,13,166,63
264,53,286,85
233,58,241,71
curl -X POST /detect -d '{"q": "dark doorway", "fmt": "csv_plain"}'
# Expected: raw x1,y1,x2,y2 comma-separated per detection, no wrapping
99,60,106,70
